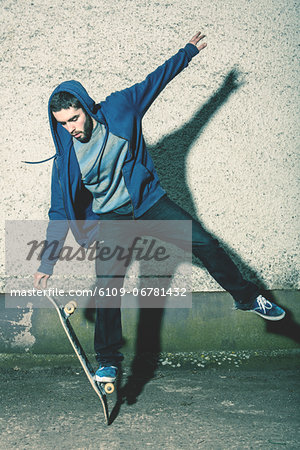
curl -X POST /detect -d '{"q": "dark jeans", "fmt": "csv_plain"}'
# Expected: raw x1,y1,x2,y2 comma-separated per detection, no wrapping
94,195,259,365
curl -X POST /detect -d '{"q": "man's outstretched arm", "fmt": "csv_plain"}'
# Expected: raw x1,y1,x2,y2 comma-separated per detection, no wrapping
116,31,207,117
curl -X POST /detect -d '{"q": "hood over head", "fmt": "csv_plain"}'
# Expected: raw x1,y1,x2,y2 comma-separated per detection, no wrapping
23,80,103,163
49,80,97,117
48,80,105,157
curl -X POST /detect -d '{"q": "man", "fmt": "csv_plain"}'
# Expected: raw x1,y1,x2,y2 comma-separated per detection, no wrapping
34,32,285,383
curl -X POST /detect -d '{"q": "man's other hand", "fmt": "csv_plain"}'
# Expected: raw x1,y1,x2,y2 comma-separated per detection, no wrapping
189,31,207,52
34,272,50,289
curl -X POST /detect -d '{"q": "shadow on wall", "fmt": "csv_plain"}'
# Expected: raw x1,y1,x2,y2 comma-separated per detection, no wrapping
149,69,269,286
149,69,240,217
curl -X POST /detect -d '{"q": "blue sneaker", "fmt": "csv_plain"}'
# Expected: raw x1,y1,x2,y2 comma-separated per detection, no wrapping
95,365,118,383
236,295,285,321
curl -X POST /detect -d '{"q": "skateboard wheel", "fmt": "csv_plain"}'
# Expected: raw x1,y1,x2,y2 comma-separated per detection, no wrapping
64,300,77,315
104,383,114,394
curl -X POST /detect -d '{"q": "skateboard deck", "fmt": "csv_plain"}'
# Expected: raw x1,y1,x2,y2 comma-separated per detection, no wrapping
45,294,114,425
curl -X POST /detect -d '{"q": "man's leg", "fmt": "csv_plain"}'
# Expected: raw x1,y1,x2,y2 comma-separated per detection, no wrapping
94,214,132,373
140,195,285,319
94,292,124,367
141,195,257,303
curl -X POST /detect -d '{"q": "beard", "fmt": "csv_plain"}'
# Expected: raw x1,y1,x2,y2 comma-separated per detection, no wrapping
76,112,94,143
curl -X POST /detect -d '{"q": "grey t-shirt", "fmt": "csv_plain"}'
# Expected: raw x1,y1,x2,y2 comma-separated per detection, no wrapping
73,121,132,214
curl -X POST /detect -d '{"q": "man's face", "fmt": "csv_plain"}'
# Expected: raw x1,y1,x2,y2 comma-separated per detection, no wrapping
52,106,95,143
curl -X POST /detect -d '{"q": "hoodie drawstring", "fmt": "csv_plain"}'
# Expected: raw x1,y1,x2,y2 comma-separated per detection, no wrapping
22,154,57,164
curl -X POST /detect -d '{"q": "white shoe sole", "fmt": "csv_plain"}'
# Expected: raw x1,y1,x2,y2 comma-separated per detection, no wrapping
250,310,286,321
94,375,116,383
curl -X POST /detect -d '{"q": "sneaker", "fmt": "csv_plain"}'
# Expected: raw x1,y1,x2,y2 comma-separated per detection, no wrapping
237,295,286,321
95,365,118,383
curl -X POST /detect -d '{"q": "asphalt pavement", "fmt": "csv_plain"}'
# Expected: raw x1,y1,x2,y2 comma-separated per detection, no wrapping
1,354,299,449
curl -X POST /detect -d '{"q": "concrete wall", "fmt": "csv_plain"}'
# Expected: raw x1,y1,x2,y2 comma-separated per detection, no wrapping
1,291,299,355
1,0,299,292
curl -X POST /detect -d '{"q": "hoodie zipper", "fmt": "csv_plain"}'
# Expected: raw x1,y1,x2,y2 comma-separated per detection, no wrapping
130,200,135,219
54,158,70,220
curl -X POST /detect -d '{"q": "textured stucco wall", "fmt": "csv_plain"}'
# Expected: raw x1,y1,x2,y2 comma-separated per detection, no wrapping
1,0,299,292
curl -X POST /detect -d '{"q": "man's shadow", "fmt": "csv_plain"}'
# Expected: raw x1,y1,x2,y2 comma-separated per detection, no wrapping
118,68,300,410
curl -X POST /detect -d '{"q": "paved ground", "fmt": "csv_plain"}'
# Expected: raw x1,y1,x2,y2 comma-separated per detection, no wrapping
0,354,299,449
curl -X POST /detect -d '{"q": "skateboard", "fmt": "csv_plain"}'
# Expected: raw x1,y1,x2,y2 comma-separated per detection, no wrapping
45,294,114,425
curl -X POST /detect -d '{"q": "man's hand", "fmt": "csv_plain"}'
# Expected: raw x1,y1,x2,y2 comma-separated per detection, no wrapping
34,272,50,289
189,31,207,52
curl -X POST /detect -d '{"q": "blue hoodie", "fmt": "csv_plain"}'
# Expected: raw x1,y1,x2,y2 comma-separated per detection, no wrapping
38,43,199,275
